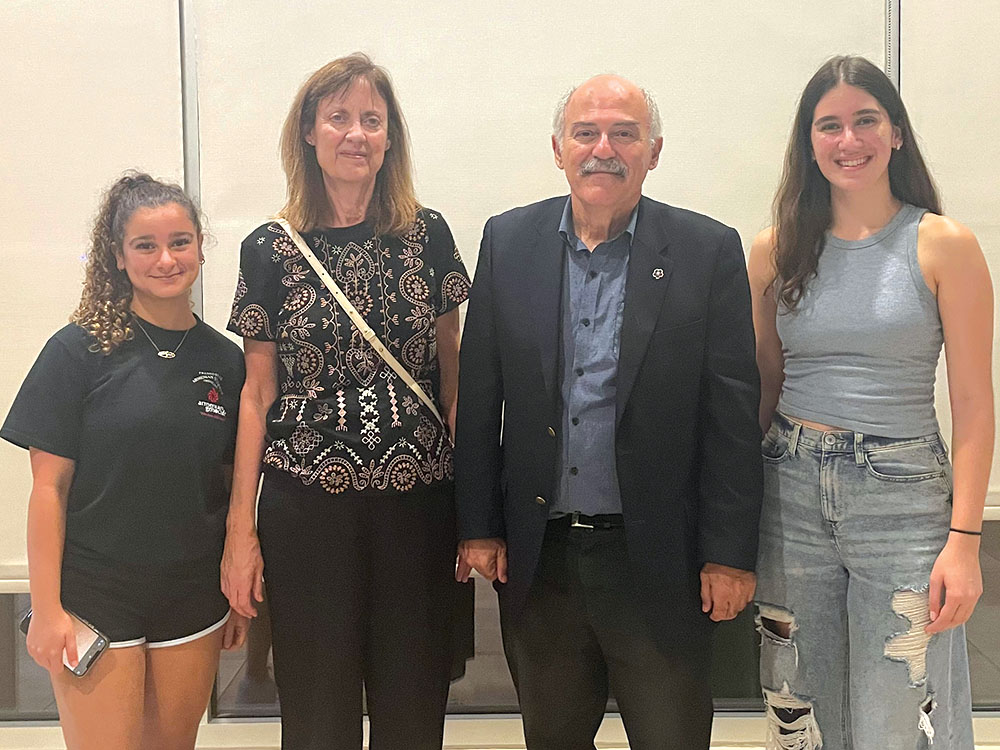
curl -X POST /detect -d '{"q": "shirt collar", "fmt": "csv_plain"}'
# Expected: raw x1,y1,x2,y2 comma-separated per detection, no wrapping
559,197,639,250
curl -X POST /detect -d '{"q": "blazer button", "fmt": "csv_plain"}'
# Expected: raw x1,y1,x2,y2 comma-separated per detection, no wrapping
534,496,547,505
547,427,556,437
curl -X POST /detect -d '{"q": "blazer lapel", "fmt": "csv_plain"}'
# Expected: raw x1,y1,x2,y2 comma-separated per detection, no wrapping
616,201,674,425
526,210,566,405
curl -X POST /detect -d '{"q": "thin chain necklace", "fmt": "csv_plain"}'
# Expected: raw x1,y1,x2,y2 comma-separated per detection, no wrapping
134,319,193,359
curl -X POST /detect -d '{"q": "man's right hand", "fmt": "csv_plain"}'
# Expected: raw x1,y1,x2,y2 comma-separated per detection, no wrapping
456,538,507,583
221,528,264,618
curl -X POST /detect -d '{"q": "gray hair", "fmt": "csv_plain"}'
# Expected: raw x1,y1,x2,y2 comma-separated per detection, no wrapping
552,78,663,144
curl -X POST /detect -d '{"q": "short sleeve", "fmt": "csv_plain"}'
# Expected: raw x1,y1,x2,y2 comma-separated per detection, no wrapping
222,344,246,465
1,331,91,459
423,210,471,316
228,223,289,341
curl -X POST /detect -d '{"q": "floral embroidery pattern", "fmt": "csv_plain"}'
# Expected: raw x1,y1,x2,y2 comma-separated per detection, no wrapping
229,212,470,494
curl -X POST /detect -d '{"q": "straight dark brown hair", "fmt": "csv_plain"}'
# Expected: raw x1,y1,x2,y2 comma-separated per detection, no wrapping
772,55,941,309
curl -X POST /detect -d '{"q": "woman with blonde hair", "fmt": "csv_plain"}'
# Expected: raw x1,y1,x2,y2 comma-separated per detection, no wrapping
223,54,471,749
2,172,247,749
750,56,993,748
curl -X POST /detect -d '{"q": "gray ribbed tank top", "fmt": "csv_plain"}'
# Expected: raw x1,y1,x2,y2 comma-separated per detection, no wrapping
776,203,942,438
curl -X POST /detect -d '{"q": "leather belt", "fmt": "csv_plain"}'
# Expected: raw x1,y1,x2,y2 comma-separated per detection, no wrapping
551,511,625,530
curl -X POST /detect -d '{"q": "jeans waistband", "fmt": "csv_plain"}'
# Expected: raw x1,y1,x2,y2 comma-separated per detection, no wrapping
772,411,944,456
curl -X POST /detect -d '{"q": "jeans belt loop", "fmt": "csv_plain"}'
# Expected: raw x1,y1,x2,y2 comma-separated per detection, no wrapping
788,421,802,457
854,432,865,466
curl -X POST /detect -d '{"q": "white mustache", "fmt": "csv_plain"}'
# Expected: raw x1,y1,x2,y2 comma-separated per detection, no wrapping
580,157,627,176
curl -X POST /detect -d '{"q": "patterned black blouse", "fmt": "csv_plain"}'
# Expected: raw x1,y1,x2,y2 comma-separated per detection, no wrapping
229,209,470,496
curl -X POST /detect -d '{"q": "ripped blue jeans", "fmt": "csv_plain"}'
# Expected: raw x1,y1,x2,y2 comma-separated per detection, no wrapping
755,412,973,749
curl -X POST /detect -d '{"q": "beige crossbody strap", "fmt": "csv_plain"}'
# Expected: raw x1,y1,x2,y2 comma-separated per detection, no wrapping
275,219,444,427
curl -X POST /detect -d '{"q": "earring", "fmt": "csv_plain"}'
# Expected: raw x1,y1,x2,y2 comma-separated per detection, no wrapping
199,258,205,265
894,143,902,151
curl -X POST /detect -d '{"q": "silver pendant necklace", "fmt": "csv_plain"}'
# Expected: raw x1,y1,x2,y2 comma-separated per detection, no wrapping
134,320,192,359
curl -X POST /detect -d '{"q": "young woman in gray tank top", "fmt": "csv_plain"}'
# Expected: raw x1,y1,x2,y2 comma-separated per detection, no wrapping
747,56,994,749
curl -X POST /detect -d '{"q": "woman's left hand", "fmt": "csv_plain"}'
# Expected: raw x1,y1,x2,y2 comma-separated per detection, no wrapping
926,534,983,634
222,610,251,650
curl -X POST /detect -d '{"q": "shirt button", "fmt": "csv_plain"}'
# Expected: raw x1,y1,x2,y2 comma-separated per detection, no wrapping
547,426,556,437
535,496,547,505
575,367,584,376
571,417,580,426
569,467,579,475
582,318,591,327
824,434,836,445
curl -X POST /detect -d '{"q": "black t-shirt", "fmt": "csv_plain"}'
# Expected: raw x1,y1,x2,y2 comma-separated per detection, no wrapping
228,209,470,496
1,318,244,569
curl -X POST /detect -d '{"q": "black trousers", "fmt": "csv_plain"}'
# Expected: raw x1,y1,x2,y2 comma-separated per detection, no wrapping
501,519,714,750
257,469,458,750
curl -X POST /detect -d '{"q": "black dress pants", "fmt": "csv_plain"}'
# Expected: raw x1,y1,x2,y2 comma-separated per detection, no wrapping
501,519,714,750
257,469,458,750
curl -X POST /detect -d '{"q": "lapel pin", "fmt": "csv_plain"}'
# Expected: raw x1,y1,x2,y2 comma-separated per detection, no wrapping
652,268,664,279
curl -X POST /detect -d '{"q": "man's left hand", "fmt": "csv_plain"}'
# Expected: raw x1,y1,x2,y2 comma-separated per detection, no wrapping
699,563,755,622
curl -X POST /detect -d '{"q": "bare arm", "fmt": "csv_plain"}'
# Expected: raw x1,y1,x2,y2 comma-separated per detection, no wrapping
918,215,994,633
748,228,785,434
435,307,461,438
25,448,80,672
221,339,278,618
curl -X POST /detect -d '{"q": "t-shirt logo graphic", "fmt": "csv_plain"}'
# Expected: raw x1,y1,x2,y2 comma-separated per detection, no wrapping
193,372,227,420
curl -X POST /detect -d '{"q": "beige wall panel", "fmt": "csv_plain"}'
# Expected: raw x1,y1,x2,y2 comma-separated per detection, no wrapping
194,0,884,330
0,0,184,567
901,5,1000,506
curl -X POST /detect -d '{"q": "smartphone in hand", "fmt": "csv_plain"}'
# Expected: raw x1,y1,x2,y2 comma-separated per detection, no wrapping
19,608,109,677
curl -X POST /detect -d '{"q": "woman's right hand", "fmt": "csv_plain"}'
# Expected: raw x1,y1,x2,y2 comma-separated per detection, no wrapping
221,529,264,618
25,607,78,675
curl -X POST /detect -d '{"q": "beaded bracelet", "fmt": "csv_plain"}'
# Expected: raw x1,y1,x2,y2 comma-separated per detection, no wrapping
949,527,983,536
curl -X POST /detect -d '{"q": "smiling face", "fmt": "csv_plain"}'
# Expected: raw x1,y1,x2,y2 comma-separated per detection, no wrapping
553,75,662,213
116,202,202,307
810,82,901,196
307,78,390,189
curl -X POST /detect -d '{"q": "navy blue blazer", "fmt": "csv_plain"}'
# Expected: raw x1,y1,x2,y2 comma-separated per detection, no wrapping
455,195,763,647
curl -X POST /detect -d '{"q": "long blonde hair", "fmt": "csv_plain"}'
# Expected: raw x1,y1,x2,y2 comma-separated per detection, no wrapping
72,172,203,354
279,53,419,235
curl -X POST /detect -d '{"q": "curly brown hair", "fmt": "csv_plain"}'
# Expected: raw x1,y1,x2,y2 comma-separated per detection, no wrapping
72,172,203,354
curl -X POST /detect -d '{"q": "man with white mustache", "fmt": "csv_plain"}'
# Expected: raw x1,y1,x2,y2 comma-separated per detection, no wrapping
455,74,763,749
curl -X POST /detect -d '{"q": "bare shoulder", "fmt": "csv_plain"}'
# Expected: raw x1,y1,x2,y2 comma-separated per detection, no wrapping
918,213,982,262
918,213,990,294
747,226,777,283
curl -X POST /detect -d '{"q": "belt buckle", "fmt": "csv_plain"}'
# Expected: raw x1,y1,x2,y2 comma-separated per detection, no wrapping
570,511,594,529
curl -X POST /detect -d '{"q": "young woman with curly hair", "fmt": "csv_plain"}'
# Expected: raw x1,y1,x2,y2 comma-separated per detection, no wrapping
2,173,249,749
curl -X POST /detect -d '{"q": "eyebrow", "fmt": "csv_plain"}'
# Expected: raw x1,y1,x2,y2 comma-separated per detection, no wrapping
814,108,882,124
129,232,194,242
570,120,641,129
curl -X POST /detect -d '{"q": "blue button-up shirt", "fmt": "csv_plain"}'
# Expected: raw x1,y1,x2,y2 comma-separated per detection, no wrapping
552,198,637,516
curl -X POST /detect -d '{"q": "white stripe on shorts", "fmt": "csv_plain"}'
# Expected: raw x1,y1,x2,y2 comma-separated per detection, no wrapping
146,610,231,650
